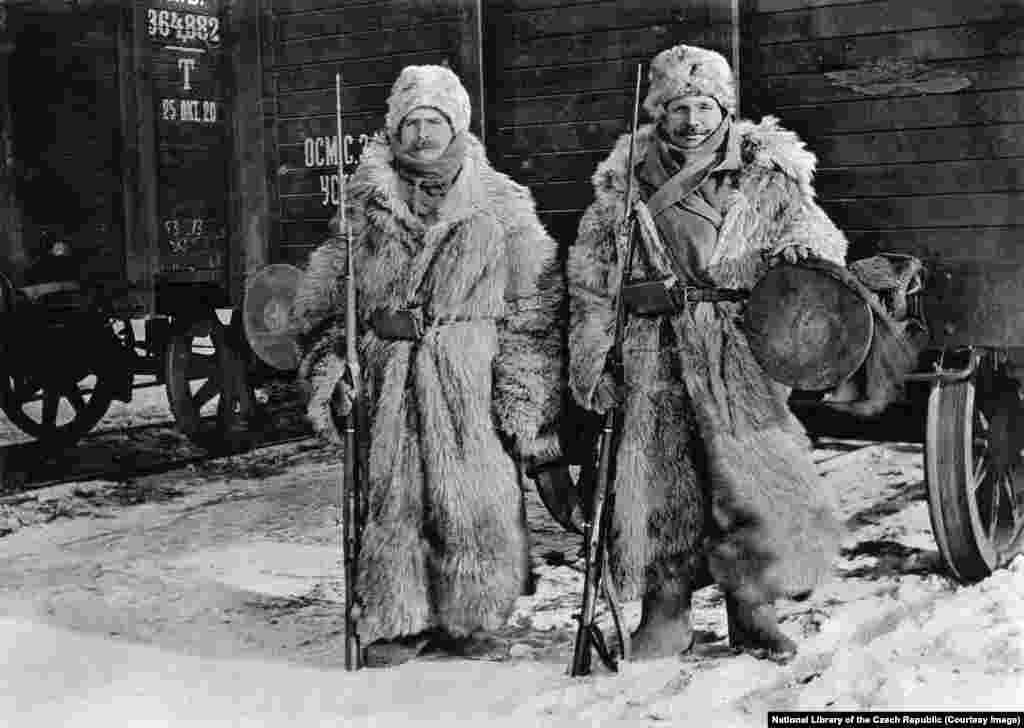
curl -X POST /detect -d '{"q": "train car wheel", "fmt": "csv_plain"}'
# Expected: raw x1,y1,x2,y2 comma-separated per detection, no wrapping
0,368,115,446
924,372,1024,583
0,319,119,446
164,310,246,446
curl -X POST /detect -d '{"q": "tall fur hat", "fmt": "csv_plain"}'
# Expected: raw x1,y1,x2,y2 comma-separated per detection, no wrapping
385,64,472,137
643,44,737,120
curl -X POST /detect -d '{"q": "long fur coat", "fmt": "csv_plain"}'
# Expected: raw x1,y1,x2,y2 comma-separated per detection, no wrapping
569,118,845,604
293,133,565,643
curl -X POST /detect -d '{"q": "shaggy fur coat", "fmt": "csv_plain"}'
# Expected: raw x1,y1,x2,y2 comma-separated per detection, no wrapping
569,118,846,604
293,133,564,643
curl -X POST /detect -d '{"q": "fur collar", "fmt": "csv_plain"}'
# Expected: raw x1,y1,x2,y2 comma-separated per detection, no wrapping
350,132,497,232
592,116,820,205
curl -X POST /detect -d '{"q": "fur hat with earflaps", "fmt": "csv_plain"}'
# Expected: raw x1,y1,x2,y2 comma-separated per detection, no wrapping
385,64,472,138
643,44,737,121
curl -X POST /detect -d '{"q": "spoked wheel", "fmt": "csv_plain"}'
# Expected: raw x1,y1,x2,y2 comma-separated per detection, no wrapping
164,309,255,447
0,368,115,446
0,318,120,446
925,364,1024,583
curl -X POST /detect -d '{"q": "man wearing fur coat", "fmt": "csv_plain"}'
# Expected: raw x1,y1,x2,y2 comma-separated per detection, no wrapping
293,65,565,666
569,45,845,661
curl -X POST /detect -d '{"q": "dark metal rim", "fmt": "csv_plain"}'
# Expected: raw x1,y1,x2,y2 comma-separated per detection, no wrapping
925,366,1024,583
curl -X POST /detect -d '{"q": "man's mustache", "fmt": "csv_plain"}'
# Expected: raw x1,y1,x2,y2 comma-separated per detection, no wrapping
413,139,442,150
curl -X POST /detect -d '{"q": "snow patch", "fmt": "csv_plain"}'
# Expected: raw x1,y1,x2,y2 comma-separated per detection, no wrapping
174,541,343,600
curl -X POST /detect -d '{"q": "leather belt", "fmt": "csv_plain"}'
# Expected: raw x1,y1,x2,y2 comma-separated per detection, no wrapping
370,307,501,341
622,278,749,317
676,286,749,304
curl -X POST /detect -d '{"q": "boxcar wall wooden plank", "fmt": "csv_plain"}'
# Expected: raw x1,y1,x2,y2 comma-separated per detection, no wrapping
815,158,1024,198
753,0,873,11
276,198,322,224
804,123,1024,166
497,59,646,100
846,227,1024,265
777,89,1024,136
281,194,347,221
529,180,599,213
278,0,468,41
275,84,391,119
754,56,1024,108
752,23,1024,77
498,118,635,156
276,244,318,267
500,23,734,69
278,23,451,66
499,0,602,11
276,112,379,148
505,0,733,42
277,220,333,246
822,191,1024,230
494,91,635,128
751,0,1024,46
273,0,381,13
501,150,611,185
274,51,439,93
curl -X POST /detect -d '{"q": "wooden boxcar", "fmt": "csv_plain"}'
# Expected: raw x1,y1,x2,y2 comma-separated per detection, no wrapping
0,0,1020,579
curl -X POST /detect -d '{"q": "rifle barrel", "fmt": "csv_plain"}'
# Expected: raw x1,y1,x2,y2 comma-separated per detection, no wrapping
568,63,643,678
337,71,363,671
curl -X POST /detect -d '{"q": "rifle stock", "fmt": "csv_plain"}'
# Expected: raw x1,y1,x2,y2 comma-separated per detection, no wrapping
336,72,364,672
569,64,643,677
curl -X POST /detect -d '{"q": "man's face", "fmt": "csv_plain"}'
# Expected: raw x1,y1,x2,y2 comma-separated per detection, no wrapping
661,95,724,148
398,107,453,161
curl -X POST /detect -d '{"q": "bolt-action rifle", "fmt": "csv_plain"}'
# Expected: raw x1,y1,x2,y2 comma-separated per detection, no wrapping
335,72,364,672
569,64,644,677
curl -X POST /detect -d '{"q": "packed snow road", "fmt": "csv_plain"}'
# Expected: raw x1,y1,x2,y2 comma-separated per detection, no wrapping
0,423,1021,726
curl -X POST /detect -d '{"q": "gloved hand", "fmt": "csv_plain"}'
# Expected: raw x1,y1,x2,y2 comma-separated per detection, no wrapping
592,371,623,413
331,375,356,420
306,352,355,444
770,244,814,266
518,432,562,476
531,464,584,535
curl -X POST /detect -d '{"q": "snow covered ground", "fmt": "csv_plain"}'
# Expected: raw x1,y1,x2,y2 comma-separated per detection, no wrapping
0,397,1021,726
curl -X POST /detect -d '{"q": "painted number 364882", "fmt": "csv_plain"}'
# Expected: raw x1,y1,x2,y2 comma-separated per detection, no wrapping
147,9,221,44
